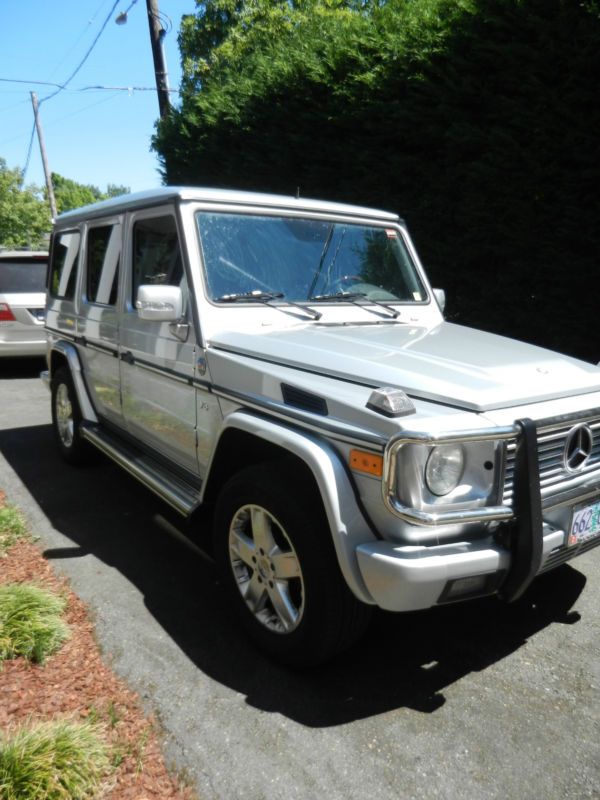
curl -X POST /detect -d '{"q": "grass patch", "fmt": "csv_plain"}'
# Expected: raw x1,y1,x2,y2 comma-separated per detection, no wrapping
0,584,69,664
0,505,28,554
0,718,110,800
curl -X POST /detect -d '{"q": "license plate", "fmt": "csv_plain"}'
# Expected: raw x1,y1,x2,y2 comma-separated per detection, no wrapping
568,500,600,546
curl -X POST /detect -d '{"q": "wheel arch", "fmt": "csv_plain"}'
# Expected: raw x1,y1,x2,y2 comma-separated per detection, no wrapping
202,411,377,605
48,341,97,423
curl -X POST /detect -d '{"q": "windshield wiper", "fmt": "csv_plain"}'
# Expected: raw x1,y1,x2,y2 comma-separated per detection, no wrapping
307,224,334,300
217,290,322,320
309,291,400,319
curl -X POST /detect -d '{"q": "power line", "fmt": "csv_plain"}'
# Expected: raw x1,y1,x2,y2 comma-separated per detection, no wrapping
20,122,36,187
81,84,180,93
0,77,179,94
49,0,113,80
0,77,64,89
41,0,122,104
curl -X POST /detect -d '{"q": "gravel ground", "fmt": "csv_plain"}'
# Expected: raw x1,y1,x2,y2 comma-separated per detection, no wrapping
1,359,599,800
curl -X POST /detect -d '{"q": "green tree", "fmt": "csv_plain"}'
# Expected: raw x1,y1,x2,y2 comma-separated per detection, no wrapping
0,158,51,249
106,183,130,199
51,173,129,214
154,0,600,362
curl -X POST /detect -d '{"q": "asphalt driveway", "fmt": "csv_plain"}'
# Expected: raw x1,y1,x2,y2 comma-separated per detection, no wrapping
1,359,599,799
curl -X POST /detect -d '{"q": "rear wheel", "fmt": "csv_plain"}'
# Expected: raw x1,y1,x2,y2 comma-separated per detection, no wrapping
51,367,90,465
214,462,372,666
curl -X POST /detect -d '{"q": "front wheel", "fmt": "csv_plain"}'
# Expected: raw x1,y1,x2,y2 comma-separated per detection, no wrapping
213,463,372,666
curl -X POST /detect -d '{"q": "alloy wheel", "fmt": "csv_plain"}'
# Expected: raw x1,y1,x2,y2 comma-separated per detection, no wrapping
228,504,305,634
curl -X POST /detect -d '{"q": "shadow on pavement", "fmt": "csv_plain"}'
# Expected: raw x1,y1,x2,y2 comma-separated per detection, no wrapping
0,358,46,380
0,422,587,727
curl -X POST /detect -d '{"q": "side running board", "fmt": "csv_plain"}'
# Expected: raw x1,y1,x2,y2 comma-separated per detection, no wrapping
81,424,202,517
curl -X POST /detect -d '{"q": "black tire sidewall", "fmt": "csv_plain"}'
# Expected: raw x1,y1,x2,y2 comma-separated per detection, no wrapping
214,464,350,666
51,367,85,464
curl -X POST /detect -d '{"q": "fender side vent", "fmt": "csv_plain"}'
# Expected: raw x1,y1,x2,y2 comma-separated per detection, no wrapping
281,384,328,416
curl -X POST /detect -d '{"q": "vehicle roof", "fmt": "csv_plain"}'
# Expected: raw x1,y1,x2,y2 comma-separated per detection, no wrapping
54,186,401,225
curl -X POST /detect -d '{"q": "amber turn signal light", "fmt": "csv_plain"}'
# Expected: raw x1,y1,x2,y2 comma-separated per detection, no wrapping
349,449,383,477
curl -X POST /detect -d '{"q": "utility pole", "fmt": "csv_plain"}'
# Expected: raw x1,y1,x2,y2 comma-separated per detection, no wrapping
30,92,57,219
146,0,171,118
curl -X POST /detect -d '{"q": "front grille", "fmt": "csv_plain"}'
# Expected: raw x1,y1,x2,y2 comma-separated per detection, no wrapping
503,416,600,505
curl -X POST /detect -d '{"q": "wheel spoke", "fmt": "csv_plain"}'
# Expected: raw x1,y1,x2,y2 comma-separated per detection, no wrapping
250,507,276,554
271,550,301,579
243,572,268,612
229,526,256,569
267,581,299,631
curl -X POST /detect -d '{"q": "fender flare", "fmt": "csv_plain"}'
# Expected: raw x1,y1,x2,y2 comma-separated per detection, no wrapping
49,341,98,423
206,411,378,605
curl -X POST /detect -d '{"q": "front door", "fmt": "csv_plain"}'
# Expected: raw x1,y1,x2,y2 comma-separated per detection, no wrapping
119,207,199,476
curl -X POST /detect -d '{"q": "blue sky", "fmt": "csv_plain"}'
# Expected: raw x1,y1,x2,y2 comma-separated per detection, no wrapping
0,0,196,194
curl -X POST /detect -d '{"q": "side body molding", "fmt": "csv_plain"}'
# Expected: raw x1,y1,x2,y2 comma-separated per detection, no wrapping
205,412,378,605
49,340,98,423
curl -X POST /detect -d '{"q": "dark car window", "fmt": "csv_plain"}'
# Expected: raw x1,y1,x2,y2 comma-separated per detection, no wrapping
86,224,120,305
49,231,80,299
0,259,47,293
132,215,183,301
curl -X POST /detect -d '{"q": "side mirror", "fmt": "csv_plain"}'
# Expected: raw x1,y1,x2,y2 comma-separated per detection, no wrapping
433,288,446,313
135,284,183,322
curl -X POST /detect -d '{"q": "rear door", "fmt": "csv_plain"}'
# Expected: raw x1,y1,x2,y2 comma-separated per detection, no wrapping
119,206,199,475
77,218,123,425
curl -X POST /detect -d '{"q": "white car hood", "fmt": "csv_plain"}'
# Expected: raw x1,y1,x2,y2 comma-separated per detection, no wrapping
210,321,600,412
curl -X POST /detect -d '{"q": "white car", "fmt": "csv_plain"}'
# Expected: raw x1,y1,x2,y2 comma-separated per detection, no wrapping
0,250,48,357
42,187,600,665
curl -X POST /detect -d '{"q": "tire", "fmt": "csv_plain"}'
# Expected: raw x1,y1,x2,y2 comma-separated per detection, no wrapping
213,462,372,666
51,367,91,465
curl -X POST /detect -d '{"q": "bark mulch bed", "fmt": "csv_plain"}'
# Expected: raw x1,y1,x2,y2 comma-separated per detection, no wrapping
0,492,197,799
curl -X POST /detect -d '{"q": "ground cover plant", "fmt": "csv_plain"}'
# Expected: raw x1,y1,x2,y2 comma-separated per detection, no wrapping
0,718,109,800
0,584,69,665
0,504,27,555
0,490,196,799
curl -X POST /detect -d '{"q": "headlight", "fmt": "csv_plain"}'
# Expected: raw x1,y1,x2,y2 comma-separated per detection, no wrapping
425,444,465,496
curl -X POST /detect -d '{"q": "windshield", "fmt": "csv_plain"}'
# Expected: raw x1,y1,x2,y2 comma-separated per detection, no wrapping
195,212,427,305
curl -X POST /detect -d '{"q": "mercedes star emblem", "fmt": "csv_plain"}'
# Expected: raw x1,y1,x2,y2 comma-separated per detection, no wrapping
563,424,594,472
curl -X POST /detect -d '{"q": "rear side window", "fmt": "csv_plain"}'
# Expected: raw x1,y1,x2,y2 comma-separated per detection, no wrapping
0,259,47,293
87,224,120,305
132,215,183,301
49,231,80,299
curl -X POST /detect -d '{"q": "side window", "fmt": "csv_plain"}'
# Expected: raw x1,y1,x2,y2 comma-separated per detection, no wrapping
87,224,120,305
132,215,183,302
49,230,81,299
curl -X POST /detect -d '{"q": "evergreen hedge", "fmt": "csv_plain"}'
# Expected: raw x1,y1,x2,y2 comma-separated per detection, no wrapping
155,0,600,363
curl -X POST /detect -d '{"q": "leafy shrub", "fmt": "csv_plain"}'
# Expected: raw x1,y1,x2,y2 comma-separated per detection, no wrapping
0,584,69,664
0,719,109,800
155,0,600,363
0,505,28,555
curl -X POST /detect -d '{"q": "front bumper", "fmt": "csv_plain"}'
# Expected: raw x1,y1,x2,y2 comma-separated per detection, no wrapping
0,338,46,357
358,416,600,612
355,526,566,612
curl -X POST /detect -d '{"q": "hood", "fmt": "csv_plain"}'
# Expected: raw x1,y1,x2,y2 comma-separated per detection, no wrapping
209,321,600,412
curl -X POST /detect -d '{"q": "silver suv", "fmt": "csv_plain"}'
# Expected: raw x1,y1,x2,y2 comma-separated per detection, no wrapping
43,187,600,665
